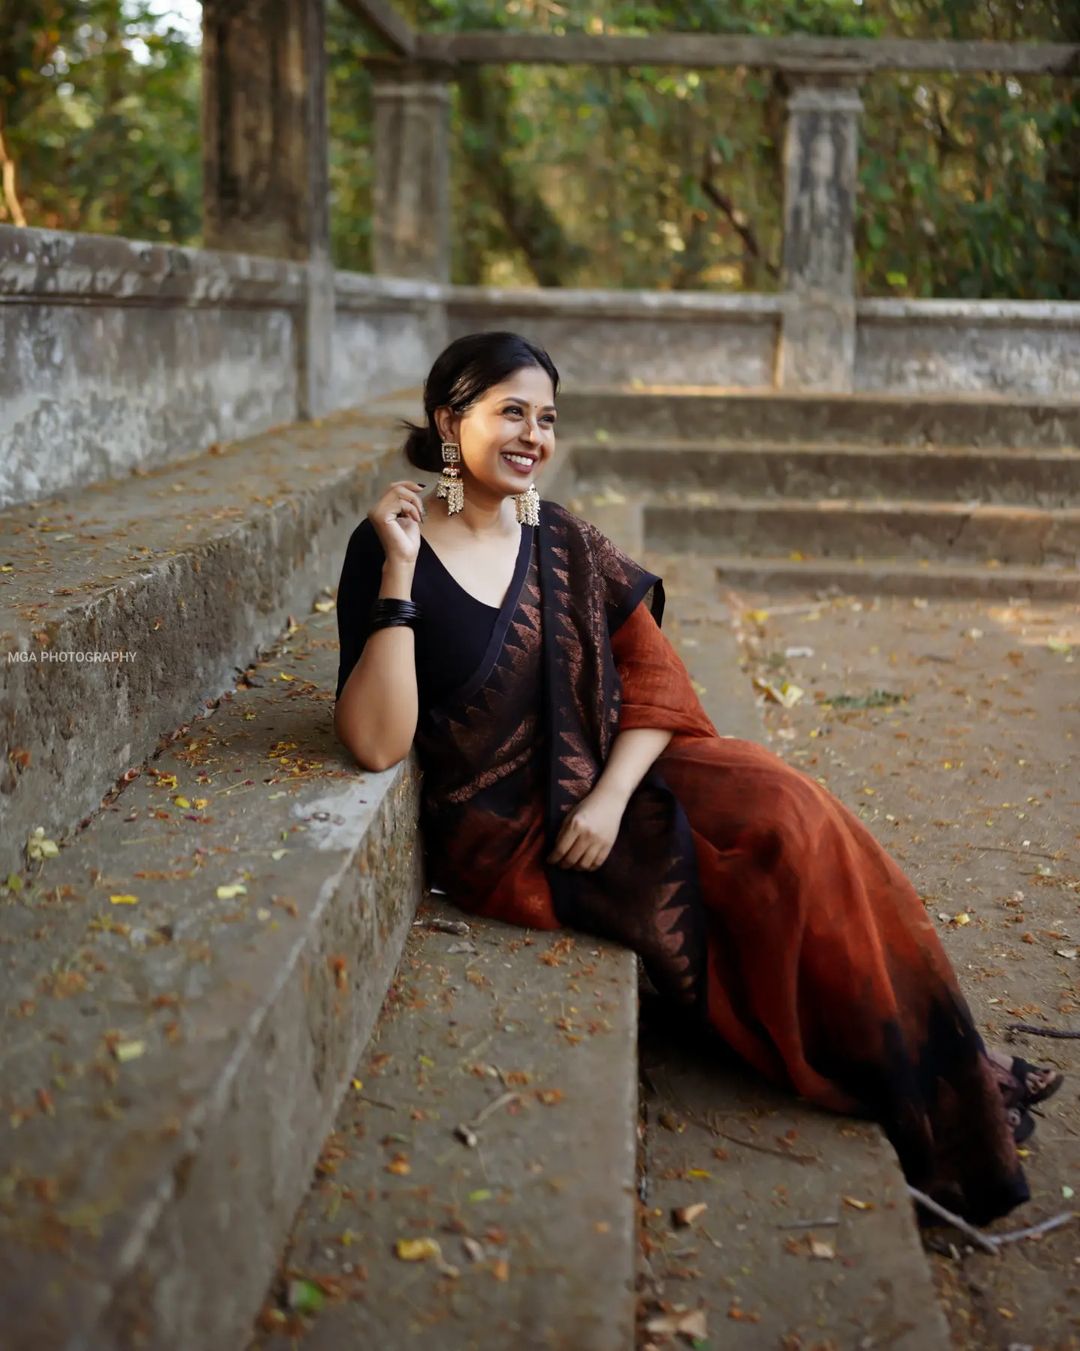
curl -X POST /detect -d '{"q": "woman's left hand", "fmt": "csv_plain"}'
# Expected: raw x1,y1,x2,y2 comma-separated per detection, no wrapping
548,787,625,871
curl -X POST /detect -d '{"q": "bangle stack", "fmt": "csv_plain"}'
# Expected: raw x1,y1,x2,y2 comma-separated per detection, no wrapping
369,598,421,632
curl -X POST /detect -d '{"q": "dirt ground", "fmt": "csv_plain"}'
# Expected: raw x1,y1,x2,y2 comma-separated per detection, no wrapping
723,587,1079,1350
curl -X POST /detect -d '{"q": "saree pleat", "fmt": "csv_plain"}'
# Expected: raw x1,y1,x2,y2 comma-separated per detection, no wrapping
411,502,1028,1224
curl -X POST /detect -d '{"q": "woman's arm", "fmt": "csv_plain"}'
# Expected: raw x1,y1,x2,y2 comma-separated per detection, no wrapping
548,727,672,871
594,727,673,805
333,557,419,771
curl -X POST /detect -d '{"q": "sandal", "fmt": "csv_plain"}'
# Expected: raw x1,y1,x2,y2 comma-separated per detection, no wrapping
1010,1057,1065,1108
1007,1102,1036,1145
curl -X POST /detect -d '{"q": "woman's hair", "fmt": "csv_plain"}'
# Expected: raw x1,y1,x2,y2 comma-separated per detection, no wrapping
401,331,560,472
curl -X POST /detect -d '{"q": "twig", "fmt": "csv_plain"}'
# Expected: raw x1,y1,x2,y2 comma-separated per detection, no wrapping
908,1187,1076,1252
454,1089,519,1146
906,1187,999,1254
1005,1023,1080,1040
777,1217,839,1229
415,916,471,936
969,844,1067,863
991,1212,1075,1246
709,1126,820,1165
355,1092,396,1110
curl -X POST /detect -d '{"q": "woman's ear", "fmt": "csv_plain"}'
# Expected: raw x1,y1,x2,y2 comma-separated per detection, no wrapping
434,407,457,444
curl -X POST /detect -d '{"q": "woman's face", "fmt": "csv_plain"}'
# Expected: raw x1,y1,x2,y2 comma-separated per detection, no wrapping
437,365,557,502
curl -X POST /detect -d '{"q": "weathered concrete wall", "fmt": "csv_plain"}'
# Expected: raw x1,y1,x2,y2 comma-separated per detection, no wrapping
4,224,1078,513
0,227,302,509
448,286,783,388
855,300,1080,398
0,225,449,510
332,272,447,408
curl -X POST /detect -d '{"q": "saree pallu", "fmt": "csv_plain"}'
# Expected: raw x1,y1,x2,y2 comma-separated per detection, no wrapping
413,501,1028,1224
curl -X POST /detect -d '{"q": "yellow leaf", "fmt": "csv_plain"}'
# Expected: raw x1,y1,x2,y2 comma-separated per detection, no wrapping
216,884,247,900
313,599,335,613
788,550,805,562
113,1039,146,1062
953,913,971,926
842,1195,874,1211
687,1168,712,1179
745,608,769,625
173,796,191,809
395,1237,441,1262
1047,637,1072,654
193,798,208,809
110,894,139,906
278,672,297,682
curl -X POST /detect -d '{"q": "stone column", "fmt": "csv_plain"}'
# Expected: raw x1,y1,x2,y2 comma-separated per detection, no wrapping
370,61,452,282
201,0,331,417
776,77,863,393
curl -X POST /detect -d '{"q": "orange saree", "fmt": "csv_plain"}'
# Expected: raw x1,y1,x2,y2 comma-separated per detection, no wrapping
412,501,1028,1224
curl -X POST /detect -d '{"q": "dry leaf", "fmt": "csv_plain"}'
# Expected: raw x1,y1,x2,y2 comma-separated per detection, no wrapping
842,1195,874,1211
395,1237,441,1262
809,1238,836,1260
672,1202,708,1228
647,1307,708,1338
110,893,139,906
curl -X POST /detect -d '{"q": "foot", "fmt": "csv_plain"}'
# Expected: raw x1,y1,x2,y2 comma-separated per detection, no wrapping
987,1046,1065,1107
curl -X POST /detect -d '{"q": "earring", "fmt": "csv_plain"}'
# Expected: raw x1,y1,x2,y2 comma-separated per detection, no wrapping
515,483,540,527
436,441,464,515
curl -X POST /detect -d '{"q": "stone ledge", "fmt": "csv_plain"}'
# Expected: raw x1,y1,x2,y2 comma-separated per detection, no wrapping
0,611,424,1351
0,407,410,879
250,901,640,1351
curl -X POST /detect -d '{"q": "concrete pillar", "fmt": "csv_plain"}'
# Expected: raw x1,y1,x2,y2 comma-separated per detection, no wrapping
371,61,452,282
201,0,332,417
776,77,863,393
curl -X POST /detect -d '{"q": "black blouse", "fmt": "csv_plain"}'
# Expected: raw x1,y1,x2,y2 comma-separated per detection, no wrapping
334,519,529,708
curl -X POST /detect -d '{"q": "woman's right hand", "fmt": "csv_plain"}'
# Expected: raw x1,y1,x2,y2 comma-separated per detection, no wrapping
368,480,426,566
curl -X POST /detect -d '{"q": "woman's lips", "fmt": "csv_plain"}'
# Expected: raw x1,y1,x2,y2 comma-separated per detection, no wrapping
500,452,536,476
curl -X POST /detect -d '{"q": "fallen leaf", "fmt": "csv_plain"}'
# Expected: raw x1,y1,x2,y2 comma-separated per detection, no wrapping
809,1238,836,1260
113,1040,146,1063
395,1237,441,1262
842,1195,874,1211
672,1202,708,1228
216,884,247,900
647,1307,709,1338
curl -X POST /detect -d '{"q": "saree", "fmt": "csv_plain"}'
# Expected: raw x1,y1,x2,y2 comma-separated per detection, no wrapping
412,500,1029,1224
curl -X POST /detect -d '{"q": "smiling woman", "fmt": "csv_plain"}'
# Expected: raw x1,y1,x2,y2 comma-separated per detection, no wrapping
332,329,1047,1227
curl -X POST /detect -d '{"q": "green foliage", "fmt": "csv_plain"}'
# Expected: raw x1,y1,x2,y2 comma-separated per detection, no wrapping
1,0,1076,299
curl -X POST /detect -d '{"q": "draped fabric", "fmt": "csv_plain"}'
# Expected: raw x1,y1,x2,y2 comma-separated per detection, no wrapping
412,500,1028,1224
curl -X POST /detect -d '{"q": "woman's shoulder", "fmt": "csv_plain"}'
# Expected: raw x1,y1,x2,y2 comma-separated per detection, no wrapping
344,517,385,563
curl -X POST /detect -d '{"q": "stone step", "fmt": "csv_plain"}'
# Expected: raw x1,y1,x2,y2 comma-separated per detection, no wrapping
643,495,1080,567
0,607,423,1351
248,900,639,1351
705,553,1080,600
558,387,1080,450
569,439,1080,508
636,1003,951,1351
0,402,407,881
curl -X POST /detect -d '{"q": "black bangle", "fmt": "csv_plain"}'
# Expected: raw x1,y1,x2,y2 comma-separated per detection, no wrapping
369,598,421,631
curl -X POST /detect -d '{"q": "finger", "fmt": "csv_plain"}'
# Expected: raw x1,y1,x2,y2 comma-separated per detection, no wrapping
561,836,592,870
384,484,426,510
547,825,576,866
390,501,423,525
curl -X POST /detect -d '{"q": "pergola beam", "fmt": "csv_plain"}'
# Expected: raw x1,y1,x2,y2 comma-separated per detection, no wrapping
338,0,416,56
402,32,1079,76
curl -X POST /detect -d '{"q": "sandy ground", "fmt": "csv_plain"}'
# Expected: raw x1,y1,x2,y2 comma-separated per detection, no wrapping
723,587,1079,1350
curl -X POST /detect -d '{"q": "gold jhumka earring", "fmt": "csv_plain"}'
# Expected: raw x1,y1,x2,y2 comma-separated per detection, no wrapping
514,484,541,527
436,441,464,515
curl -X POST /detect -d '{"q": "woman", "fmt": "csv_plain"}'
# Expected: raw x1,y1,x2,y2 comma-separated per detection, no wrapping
334,331,1060,1226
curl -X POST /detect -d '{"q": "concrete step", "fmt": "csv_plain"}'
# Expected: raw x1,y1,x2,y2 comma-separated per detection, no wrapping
0,403,406,880
643,495,1080,567
636,1002,950,1350
705,553,1080,600
248,899,639,1351
569,439,1080,508
0,608,423,1351
558,387,1080,449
